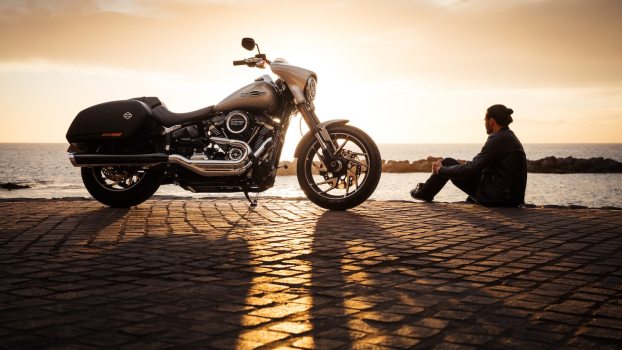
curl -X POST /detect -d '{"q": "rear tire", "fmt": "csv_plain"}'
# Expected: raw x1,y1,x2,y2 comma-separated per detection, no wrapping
297,124,381,210
81,165,165,208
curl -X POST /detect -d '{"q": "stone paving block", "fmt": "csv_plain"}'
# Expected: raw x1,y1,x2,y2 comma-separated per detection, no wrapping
239,328,290,343
444,332,494,346
432,342,478,350
1,199,622,349
269,321,313,334
393,325,440,338
577,326,622,340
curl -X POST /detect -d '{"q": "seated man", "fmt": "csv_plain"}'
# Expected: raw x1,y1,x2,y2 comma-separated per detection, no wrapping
411,104,527,207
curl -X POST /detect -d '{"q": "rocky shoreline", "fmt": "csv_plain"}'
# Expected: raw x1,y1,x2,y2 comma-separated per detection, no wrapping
275,156,622,175
0,183,31,190
1,157,620,191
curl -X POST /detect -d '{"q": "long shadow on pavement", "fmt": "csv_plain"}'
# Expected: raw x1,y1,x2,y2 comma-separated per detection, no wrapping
307,205,622,349
0,206,253,350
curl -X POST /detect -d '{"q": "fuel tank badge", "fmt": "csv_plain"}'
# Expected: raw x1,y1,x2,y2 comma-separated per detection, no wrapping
123,112,133,120
241,90,266,97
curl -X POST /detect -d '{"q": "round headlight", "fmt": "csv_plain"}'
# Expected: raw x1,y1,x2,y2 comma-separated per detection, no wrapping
305,76,317,102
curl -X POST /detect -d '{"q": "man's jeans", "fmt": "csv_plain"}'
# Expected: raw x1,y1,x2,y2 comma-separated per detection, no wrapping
419,158,480,200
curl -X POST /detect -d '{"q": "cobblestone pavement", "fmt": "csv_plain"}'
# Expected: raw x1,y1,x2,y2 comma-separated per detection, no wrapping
1,199,622,350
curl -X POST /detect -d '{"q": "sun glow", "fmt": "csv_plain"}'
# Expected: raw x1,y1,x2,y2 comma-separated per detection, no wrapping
0,0,620,144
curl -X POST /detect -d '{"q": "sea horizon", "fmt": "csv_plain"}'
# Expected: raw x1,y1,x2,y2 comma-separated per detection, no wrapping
2,143,620,164
3,142,621,144
1,143,621,207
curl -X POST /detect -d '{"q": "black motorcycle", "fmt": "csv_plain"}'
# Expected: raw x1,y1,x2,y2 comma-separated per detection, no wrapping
66,38,381,210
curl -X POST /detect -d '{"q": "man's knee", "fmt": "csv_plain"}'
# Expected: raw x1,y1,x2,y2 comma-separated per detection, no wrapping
442,158,460,166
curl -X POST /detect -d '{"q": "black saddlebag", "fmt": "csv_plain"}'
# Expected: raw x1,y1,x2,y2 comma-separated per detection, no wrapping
66,100,158,143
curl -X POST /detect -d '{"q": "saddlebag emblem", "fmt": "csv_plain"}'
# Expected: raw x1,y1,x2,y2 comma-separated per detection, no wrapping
241,90,266,97
123,112,133,120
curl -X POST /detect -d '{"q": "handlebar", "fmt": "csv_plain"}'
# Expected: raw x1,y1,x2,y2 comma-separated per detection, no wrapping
232,55,270,67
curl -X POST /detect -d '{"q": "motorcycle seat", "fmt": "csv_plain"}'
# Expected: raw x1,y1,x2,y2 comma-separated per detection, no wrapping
151,105,215,126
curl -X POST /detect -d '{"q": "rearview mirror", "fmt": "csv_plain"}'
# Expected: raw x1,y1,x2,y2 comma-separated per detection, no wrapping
242,38,256,51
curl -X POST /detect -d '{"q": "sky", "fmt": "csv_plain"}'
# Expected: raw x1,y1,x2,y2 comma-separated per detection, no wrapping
0,0,621,155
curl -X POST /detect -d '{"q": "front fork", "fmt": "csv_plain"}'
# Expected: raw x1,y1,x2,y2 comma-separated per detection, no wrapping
297,103,343,172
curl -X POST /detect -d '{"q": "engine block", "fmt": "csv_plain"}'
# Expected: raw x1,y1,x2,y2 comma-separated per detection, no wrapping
169,110,276,163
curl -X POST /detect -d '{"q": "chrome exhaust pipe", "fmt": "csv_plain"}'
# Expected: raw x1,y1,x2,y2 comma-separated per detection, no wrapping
168,137,253,176
253,137,273,159
168,154,252,176
167,137,272,176
68,137,274,177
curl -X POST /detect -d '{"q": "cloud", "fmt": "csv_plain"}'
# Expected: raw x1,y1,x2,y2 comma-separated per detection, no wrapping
94,0,166,17
426,0,552,11
0,0,262,18
94,0,260,17
0,0,620,87
520,118,568,125
0,0,99,17
0,60,181,80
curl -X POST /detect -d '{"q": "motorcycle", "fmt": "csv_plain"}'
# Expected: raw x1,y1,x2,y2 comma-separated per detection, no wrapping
66,38,381,210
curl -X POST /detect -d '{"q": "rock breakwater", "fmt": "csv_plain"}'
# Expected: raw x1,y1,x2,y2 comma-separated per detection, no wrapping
275,156,622,175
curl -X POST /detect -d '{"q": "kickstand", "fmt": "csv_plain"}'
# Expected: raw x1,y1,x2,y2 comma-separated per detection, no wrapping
244,191,258,208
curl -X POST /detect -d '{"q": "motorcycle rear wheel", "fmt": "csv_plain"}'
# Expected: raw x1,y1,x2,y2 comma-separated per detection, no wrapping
297,124,381,210
81,165,165,208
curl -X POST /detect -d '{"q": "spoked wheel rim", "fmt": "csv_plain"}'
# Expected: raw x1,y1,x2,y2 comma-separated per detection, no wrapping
92,166,147,192
302,132,372,200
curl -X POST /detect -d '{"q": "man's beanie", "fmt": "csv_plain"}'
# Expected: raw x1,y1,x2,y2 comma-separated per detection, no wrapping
487,104,514,126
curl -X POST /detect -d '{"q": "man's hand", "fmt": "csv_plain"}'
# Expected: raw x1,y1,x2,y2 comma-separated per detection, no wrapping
432,159,443,175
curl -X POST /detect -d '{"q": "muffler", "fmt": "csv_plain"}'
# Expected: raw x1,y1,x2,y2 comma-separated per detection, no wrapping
69,153,169,167
68,138,272,177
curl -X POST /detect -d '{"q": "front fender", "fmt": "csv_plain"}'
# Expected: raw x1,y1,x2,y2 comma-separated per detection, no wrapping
293,119,349,158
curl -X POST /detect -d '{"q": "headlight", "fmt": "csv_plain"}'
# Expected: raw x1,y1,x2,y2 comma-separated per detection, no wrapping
304,76,317,102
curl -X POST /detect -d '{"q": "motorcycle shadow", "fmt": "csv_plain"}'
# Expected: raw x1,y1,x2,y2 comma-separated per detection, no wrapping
32,208,254,349
307,209,427,346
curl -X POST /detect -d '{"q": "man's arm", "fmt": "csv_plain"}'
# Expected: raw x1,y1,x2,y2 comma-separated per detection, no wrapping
437,134,502,179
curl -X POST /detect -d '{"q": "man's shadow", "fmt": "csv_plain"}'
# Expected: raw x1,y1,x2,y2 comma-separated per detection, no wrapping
306,206,590,349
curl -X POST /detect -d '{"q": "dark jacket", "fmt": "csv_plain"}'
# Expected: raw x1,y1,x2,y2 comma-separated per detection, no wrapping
439,127,527,206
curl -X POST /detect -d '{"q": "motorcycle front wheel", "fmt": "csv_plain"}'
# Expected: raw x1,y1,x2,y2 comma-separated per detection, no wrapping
297,124,381,210
81,165,165,208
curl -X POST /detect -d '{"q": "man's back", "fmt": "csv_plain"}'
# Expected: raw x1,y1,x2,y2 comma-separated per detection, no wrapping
475,127,527,206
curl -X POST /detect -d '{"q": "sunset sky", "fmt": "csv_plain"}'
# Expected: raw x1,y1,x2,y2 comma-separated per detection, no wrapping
0,0,621,155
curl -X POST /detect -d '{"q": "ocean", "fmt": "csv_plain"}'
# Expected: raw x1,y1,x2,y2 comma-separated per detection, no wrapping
1,143,621,207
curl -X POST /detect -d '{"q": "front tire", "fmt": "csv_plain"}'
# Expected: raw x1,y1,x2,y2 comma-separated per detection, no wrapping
81,165,165,208
297,124,381,210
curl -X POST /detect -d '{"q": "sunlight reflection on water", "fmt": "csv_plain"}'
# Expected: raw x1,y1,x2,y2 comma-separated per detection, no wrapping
1,144,620,207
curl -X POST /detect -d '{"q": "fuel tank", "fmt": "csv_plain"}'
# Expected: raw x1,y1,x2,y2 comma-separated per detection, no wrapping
215,80,279,113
